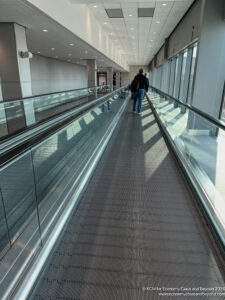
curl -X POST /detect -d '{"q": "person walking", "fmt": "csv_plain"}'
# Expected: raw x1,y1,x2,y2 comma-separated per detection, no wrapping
131,69,149,115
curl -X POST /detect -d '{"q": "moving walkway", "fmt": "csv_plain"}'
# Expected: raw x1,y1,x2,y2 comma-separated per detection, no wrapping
0,86,224,299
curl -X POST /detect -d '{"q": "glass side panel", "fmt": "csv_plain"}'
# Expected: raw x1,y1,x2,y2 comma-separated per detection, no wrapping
31,91,126,241
0,152,38,244
0,88,127,298
149,89,225,245
0,86,110,141
0,188,10,258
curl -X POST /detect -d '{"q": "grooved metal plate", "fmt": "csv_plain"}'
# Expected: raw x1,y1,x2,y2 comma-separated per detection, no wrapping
33,100,225,300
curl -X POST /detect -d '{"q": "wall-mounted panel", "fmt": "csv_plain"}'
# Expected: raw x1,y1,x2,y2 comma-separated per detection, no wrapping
168,0,202,58
156,45,165,67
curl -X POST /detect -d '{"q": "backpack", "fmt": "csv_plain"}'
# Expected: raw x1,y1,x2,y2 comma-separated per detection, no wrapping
131,78,139,92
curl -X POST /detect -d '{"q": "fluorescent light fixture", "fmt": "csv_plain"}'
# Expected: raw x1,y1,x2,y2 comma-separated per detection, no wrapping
156,21,160,23
37,51,41,54
93,5,97,8
42,29,48,32
51,48,55,50
104,22,107,25
69,43,74,46
129,14,132,17
162,3,167,6
130,27,134,30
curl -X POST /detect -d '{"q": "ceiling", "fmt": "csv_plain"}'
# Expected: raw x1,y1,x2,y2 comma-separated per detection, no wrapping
0,0,194,70
69,0,194,66
0,0,125,71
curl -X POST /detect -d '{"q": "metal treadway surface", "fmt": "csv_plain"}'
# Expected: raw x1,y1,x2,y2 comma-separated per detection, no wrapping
33,99,225,300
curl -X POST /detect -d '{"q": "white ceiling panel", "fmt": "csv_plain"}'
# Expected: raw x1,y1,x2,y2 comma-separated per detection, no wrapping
0,0,195,70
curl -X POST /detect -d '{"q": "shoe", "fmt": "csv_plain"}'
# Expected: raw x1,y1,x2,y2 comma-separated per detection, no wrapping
137,112,142,115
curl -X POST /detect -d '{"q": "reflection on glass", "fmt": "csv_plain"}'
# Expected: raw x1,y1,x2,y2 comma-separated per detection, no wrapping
173,55,183,99
179,51,188,101
220,83,225,122
0,88,128,298
173,56,179,98
149,89,225,245
187,45,197,105
0,86,110,141
169,58,176,96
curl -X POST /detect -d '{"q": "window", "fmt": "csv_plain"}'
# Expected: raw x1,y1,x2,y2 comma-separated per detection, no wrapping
168,58,176,96
179,51,188,101
220,82,225,122
187,45,197,105
173,55,183,99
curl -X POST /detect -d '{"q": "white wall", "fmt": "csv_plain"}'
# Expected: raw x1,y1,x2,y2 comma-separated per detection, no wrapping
30,55,87,95
27,0,129,71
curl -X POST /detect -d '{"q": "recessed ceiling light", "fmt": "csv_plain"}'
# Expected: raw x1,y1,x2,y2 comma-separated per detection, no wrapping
37,51,41,54
69,43,74,46
104,22,107,25
162,3,167,6
51,48,55,50
129,14,132,17
156,21,160,24
42,29,48,32
130,27,134,30
93,5,97,8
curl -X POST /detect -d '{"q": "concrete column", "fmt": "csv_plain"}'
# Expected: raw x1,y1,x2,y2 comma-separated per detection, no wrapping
0,23,32,100
121,72,129,87
87,59,97,88
192,0,225,118
115,72,121,89
107,67,113,91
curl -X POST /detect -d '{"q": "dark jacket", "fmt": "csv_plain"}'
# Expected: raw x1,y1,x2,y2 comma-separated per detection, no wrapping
131,74,149,92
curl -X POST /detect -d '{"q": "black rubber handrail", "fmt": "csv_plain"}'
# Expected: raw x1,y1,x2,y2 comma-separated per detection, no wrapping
150,86,225,131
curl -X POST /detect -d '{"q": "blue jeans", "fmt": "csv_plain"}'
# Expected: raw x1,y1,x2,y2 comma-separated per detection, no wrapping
133,89,145,113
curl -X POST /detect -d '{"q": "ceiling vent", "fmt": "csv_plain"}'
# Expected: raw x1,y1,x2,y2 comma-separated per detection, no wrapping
105,9,124,18
138,8,155,18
